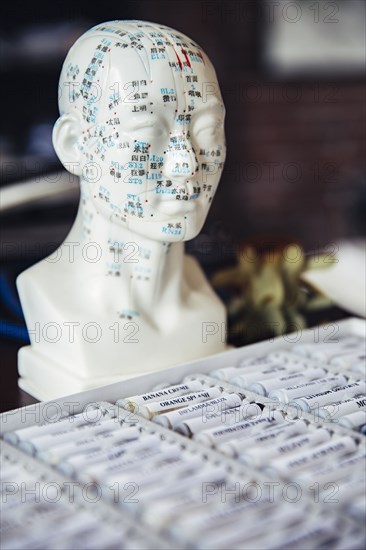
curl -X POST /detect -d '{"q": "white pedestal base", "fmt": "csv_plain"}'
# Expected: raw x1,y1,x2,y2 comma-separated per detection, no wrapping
18,346,153,401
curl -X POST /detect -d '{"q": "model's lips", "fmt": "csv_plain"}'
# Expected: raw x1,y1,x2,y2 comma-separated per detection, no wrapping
155,198,198,215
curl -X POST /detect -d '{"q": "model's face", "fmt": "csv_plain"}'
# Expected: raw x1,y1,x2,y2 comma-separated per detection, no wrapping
77,44,226,242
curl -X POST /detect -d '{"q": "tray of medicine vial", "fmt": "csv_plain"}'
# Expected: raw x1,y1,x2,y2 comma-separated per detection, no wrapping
1,317,365,549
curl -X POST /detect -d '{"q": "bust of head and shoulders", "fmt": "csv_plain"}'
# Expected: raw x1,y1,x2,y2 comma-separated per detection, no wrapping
17,20,228,396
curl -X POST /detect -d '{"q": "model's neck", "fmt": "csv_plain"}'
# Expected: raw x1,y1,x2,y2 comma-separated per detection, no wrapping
69,181,186,319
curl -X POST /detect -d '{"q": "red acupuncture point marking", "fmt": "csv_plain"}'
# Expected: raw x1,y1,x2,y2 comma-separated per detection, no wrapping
181,49,191,68
175,51,183,71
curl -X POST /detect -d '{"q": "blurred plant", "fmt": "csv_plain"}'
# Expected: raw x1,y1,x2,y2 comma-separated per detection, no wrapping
212,243,333,344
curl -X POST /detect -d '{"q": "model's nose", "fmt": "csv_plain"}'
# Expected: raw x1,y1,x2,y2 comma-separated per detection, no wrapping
162,134,199,181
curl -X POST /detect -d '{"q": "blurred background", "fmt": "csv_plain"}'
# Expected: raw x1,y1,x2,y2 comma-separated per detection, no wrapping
1,0,365,408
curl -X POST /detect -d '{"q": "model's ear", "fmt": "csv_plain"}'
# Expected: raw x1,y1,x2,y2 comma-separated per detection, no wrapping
52,112,83,175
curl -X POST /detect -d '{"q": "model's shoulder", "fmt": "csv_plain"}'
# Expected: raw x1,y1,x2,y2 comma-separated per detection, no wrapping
17,255,66,287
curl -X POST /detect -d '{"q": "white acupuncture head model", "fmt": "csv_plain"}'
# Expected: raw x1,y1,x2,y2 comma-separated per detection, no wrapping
54,20,226,241
17,21,228,400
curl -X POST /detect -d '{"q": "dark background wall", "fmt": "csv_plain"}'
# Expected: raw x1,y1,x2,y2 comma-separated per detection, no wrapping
1,0,365,256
